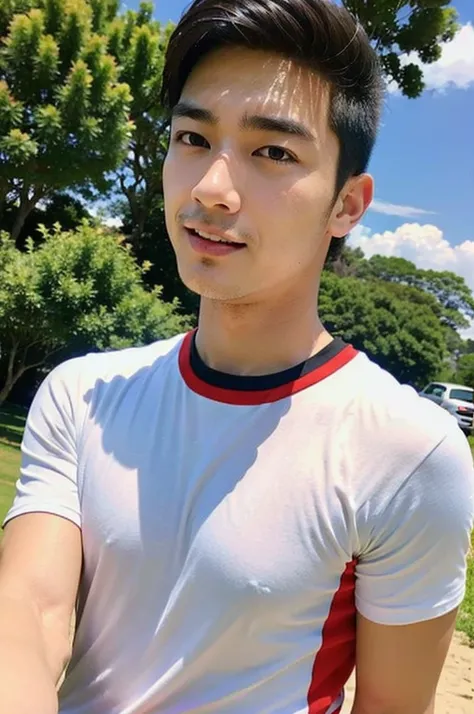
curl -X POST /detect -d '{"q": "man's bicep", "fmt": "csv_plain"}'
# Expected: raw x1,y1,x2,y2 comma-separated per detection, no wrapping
0,513,82,626
352,610,457,714
0,513,82,684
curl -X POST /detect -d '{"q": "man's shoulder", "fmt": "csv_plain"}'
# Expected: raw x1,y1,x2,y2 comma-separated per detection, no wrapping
342,352,459,473
349,352,454,430
42,332,187,404
337,354,473,530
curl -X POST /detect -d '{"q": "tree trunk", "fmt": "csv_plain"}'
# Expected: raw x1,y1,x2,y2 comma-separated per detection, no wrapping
0,341,64,406
0,376,19,406
0,368,27,407
11,185,45,246
0,342,22,406
0,178,9,225
11,201,31,246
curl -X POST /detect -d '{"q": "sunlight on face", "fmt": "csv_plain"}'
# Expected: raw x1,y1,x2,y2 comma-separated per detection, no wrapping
163,46,343,304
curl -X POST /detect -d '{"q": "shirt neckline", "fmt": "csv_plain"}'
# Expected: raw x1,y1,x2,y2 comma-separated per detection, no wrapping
178,331,358,405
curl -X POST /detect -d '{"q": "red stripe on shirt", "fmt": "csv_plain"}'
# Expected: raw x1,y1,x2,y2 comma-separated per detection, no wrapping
179,331,358,406
307,559,357,714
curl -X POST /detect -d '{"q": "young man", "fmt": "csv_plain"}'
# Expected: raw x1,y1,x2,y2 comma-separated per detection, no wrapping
0,0,473,712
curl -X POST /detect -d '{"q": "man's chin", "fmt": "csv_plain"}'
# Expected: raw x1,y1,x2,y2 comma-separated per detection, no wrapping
188,285,249,304
176,263,238,299
179,273,251,304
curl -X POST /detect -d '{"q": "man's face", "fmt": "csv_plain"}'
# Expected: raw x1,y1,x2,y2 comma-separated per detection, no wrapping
163,46,367,303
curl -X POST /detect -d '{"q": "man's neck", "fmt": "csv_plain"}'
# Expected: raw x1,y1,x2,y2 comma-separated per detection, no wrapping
196,292,333,377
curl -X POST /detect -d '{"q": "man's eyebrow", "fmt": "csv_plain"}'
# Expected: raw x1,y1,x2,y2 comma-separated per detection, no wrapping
240,113,316,141
171,101,218,125
171,102,315,141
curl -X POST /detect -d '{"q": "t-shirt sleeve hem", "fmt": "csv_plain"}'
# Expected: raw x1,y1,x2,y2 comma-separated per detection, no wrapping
355,587,466,626
2,504,82,530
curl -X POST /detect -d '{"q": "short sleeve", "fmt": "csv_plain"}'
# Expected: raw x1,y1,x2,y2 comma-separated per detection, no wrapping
3,361,82,529
355,424,474,625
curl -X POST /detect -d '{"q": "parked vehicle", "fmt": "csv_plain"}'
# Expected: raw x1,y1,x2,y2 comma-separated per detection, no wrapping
419,382,474,436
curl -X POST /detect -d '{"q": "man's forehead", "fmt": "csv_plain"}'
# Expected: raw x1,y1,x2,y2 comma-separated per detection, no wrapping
180,47,330,132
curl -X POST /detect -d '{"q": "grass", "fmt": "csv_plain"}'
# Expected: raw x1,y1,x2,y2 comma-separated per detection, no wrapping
457,531,474,646
0,406,473,644
0,404,27,448
457,433,474,645
0,405,24,525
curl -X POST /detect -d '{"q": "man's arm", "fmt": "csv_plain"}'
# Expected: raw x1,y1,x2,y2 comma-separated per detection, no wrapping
351,417,474,714
0,513,82,714
352,610,457,714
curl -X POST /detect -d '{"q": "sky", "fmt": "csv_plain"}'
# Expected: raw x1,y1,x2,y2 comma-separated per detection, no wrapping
130,0,474,336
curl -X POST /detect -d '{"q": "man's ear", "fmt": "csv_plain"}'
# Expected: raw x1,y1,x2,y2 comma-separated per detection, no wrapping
329,174,374,239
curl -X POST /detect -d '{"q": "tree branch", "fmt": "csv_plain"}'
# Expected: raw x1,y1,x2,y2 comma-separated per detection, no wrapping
25,345,64,371
10,183,48,244
5,340,20,386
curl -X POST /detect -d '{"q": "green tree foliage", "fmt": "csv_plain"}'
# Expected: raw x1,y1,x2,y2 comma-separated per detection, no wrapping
462,339,474,355
455,355,474,388
0,223,191,404
344,0,459,97
326,247,474,383
121,197,200,315
358,254,474,331
0,0,133,243
2,191,92,248
319,270,447,386
105,2,172,244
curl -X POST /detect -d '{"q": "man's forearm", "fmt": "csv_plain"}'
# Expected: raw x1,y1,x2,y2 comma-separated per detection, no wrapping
0,594,68,714
351,696,436,714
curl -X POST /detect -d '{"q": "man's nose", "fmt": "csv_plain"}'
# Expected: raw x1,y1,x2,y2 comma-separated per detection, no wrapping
191,156,241,214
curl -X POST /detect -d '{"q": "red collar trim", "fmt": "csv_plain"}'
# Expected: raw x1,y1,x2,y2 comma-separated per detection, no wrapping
178,331,358,406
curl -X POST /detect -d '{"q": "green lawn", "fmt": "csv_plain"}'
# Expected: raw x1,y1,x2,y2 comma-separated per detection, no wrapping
0,405,25,524
0,406,473,644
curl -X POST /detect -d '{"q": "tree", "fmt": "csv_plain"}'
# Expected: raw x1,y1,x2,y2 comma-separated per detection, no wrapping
455,355,474,388
319,271,447,387
104,2,172,246
0,223,191,405
96,1,193,310
1,191,92,248
461,339,474,355
0,0,133,244
325,244,366,278
344,0,459,98
121,195,200,315
356,255,474,332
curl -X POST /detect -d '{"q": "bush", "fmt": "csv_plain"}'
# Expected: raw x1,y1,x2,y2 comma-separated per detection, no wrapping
0,222,192,404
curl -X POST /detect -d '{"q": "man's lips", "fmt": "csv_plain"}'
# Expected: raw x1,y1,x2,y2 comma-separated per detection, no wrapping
183,223,246,246
185,227,247,257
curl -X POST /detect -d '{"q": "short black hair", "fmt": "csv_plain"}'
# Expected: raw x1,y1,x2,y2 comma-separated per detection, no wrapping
161,0,384,257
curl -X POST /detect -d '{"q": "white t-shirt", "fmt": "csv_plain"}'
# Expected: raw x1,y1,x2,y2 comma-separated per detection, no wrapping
5,332,474,714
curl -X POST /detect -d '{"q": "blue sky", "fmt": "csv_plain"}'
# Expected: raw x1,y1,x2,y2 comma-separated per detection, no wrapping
127,0,474,333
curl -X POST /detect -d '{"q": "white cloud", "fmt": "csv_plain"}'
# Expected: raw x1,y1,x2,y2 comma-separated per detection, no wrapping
349,221,474,339
388,22,474,93
349,222,474,292
460,323,474,340
348,224,372,245
369,199,436,219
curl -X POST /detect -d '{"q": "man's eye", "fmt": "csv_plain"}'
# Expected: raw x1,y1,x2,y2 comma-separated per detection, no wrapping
175,131,210,148
256,146,296,163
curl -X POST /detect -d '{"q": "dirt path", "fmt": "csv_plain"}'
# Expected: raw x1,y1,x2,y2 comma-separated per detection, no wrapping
341,633,474,713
